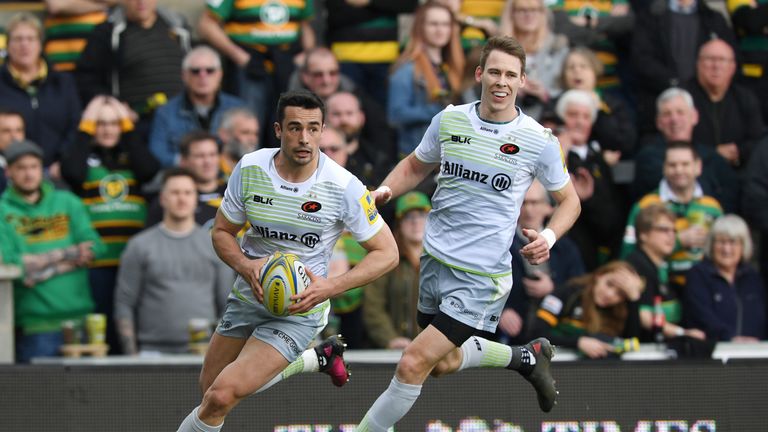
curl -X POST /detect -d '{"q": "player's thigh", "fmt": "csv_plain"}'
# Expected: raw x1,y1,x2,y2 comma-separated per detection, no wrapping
200,332,247,394
209,336,290,400
396,325,457,383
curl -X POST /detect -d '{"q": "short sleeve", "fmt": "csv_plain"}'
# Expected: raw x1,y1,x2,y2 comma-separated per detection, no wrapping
341,178,385,243
219,161,246,225
413,111,444,164
206,0,234,21
535,134,570,192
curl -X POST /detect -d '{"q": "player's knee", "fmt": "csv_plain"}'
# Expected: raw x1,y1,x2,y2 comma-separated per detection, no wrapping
202,386,238,416
396,350,431,383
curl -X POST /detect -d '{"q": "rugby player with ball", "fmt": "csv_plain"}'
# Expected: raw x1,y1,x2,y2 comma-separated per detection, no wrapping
177,90,398,432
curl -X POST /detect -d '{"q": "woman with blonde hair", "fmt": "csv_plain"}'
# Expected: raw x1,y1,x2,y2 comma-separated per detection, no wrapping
388,1,465,156
498,0,569,119
530,260,644,358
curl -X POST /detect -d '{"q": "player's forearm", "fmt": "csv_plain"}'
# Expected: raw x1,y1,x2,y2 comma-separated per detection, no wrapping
546,183,581,240
330,229,398,295
380,153,435,200
211,227,252,277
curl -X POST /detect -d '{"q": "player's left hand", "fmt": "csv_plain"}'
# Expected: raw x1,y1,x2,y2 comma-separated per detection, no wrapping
520,228,550,265
288,268,336,314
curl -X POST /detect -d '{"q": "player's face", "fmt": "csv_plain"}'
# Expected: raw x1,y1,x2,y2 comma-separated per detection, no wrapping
183,139,221,184
475,50,526,120
274,107,323,168
7,155,43,196
0,115,25,151
423,7,453,49
160,175,198,220
663,148,701,192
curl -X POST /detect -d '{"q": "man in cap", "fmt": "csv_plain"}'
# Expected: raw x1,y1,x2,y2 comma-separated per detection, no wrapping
0,140,103,363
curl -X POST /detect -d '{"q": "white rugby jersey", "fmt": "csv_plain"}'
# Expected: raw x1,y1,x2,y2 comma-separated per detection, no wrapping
414,102,570,277
220,148,384,303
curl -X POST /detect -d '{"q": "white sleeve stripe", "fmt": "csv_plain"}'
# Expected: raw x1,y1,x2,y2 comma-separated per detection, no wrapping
219,205,246,226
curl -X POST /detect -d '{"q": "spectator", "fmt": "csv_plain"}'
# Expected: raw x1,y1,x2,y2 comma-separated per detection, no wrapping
684,214,767,341
440,0,502,50
114,168,232,354
728,0,768,124
318,126,348,167
325,0,419,107
622,142,723,289
389,1,464,157
0,140,104,363
530,261,644,359
631,0,735,134
198,0,314,133
289,47,395,154
0,13,81,172
550,0,634,96
499,0,569,120
149,45,245,168
43,0,110,72
684,38,766,169
625,204,706,342
326,91,392,186
742,136,768,287
555,89,623,270
557,47,637,156
0,109,26,194
217,107,260,179
147,131,225,229
363,191,431,349
632,87,740,213
500,180,585,345
76,0,191,132
60,96,161,354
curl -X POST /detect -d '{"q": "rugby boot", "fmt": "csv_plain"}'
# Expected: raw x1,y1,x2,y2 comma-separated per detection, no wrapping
315,334,351,387
520,337,558,412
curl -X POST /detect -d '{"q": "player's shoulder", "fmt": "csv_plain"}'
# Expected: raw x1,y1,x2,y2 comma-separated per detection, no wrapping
316,154,359,189
513,110,558,142
239,148,278,170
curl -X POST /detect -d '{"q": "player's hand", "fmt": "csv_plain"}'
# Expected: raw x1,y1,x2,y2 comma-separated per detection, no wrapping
289,268,336,314
578,336,613,358
371,186,392,207
499,308,523,337
520,228,550,265
240,256,268,303
523,271,555,298
387,337,412,350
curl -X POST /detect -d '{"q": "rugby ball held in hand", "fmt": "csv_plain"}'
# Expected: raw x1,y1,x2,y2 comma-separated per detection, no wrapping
260,252,310,316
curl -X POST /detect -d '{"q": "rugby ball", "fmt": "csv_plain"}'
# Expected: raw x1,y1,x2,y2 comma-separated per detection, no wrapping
260,252,310,316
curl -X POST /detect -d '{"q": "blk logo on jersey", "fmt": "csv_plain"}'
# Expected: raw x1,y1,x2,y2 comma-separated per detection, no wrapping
253,195,274,205
450,135,472,144
301,201,322,213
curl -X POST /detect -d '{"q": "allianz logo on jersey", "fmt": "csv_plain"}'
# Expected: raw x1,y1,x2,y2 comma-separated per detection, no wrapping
442,161,511,192
479,125,499,134
252,225,320,248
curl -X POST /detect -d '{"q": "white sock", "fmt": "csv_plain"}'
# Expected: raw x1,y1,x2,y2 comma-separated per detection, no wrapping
458,336,534,371
255,348,319,394
356,377,421,432
177,406,222,432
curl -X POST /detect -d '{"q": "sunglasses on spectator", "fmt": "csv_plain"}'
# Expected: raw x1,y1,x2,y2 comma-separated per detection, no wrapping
309,69,339,79
187,67,219,75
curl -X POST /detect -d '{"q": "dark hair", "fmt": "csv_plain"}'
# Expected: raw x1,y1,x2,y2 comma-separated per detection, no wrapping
665,141,700,160
479,36,526,75
276,90,325,125
161,167,198,187
179,130,220,157
635,203,676,241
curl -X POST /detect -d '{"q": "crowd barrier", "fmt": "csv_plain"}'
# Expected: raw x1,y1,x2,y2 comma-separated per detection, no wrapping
2,346,766,431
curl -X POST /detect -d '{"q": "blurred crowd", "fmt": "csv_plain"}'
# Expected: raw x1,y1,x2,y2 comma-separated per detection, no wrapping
0,0,766,362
